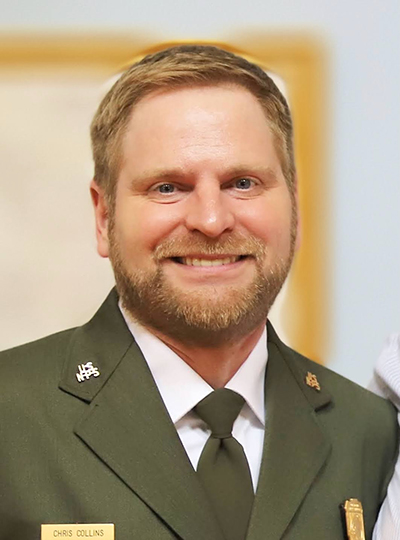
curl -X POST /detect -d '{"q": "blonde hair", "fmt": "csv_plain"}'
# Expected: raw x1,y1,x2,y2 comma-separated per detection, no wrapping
91,44,295,203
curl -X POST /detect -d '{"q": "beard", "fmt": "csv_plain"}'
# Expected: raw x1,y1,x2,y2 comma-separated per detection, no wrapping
108,223,296,347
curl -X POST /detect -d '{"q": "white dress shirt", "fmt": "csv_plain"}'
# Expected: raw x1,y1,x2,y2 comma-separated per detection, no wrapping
370,333,400,540
120,307,267,491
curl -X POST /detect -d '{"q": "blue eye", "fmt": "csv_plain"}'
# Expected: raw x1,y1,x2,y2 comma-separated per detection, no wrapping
235,178,252,190
157,183,175,194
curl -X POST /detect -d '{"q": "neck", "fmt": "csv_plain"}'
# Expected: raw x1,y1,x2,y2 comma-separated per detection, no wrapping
150,323,266,388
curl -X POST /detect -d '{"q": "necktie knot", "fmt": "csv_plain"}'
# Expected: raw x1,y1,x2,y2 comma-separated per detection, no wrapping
194,388,245,439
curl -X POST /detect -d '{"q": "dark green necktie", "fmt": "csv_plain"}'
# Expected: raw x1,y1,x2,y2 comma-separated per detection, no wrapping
194,388,254,540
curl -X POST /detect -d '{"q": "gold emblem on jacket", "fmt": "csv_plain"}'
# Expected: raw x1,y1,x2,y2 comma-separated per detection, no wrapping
305,371,321,391
342,499,366,540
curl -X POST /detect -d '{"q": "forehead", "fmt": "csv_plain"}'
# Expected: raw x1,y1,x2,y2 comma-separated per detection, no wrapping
120,85,279,172
126,83,269,130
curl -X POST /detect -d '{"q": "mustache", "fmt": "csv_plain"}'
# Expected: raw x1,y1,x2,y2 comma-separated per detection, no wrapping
154,234,266,260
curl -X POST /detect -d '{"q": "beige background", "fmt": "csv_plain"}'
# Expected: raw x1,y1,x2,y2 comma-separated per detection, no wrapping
0,68,114,348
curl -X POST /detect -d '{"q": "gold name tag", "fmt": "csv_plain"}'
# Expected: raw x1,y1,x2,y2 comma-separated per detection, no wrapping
342,499,366,540
41,524,114,539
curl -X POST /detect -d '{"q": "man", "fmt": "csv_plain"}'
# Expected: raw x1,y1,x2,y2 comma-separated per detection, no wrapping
0,45,397,540
370,333,400,539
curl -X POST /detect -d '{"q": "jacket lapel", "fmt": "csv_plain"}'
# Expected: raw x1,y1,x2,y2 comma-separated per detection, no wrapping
59,290,223,540
247,324,332,540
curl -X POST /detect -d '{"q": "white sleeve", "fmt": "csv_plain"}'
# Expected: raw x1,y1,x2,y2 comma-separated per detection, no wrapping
370,334,400,540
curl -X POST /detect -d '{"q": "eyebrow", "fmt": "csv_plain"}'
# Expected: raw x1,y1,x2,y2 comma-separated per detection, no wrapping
131,169,187,185
223,165,279,181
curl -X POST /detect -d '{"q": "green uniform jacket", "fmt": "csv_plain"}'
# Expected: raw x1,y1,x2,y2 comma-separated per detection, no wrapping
0,290,398,540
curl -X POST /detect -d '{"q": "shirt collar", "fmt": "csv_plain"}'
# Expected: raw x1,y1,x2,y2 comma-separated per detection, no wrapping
120,304,267,426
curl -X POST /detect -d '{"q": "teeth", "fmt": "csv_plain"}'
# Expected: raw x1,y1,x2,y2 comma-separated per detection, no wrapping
181,256,240,267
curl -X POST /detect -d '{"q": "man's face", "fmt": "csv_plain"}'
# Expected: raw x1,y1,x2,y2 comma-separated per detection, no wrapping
92,85,298,346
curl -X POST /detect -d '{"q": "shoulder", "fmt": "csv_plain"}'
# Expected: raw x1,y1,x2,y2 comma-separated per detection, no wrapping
0,327,76,362
0,290,120,383
268,325,399,501
268,323,398,433
0,328,76,391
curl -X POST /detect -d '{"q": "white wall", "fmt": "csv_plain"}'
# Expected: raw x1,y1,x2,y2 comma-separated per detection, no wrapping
1,0,399,386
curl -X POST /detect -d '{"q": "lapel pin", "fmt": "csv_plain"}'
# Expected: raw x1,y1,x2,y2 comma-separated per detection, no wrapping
305,371,321,391
341,498,366,540
76,361,100,383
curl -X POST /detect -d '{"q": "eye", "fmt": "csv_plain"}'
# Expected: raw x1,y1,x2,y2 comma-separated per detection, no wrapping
234,177,254,190
157,183,176,194
148,181,187,203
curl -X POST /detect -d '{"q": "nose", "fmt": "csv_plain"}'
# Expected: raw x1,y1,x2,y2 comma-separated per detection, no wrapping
185,181,235,237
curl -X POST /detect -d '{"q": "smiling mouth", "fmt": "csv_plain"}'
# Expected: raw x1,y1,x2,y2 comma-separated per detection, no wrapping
171,255,247,267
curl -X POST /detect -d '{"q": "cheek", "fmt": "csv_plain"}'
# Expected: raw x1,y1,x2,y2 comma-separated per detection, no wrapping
114,199,183,255
238,200,293,249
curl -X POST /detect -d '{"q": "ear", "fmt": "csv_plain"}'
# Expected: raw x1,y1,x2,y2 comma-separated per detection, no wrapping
292,174,302,252
90,179,110,258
